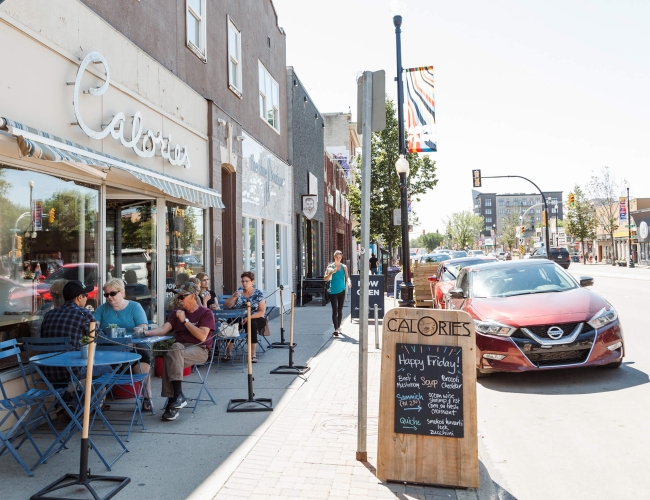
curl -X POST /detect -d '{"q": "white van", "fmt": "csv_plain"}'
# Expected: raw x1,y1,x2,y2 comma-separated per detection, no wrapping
109,248,150,286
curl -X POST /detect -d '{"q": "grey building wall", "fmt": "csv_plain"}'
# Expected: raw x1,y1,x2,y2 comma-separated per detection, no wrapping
323,113,351,150
287,68,325,287
475,192,497,238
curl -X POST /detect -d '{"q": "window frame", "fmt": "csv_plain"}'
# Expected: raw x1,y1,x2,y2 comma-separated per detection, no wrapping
227,16,243,97
186,0,207,62
258,61,280,133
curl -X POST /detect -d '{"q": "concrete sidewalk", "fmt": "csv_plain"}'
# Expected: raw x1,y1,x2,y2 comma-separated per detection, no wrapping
210,300,512,500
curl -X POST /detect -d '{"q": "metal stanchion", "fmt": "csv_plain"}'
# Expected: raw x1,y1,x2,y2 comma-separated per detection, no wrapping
271,285,295,348
271,293,310,375
374,304,380,350
31,322,130,500
227,302,273,412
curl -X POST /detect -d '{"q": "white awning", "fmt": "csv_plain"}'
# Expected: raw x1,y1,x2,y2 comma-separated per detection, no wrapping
1,117,225,209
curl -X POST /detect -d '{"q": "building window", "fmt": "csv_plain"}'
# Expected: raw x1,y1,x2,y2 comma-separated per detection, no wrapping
535,208,542,214
486,217,492,223
498,208,504,215
498,199,504,206
536,216,541,221
259,62,280,131
228,18,242,95
485,209,492,215
506,209,511,215
186,0,206,61
485,199,492,207
506,201,511,207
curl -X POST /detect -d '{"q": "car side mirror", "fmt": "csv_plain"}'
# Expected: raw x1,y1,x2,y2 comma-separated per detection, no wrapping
449,288,465,299
427,276,437,283
579,276,594,287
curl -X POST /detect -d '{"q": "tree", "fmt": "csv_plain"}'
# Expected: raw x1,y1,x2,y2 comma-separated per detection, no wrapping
348,98,438,257
499,211,521,251
588,166,624,263
565,185,597,261
421,232,444,252
444,211,484,249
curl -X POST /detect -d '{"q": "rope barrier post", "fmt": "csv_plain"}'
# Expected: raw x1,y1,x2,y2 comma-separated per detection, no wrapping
271,285,296,348
271,292,310,375
374,304,380,350
30,322,131,500
227,302,273,412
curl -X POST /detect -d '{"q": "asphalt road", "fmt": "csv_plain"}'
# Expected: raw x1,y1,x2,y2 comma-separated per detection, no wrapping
476,262,650,500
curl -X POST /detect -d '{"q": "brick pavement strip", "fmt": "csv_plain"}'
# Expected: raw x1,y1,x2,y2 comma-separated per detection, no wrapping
211,309,488,500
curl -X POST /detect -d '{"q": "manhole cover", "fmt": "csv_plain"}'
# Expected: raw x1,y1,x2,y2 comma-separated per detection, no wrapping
319,416,378,436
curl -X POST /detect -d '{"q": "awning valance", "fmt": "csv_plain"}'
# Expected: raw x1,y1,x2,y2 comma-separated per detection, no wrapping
1,117,225,209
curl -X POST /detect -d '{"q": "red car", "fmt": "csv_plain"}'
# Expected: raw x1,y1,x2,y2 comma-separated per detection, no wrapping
445,260,624,377
428,256,497,309
35,263,99,308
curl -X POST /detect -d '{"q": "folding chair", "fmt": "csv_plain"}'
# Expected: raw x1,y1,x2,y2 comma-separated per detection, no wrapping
92,338,149,441
182,335,218,413
22,337,72,387
0,339,62,476
256,306,276,354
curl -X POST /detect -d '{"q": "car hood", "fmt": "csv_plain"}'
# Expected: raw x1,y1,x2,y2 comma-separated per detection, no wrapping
468,288,607,326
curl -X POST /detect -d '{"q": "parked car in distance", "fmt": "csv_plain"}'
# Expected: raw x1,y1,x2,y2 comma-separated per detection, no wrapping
445,260,623,377
35,263,99,308
0,276,42,316
450,251,468,259
428,256,498,309
418,253,451,264
468,250,485,256
530,247,571,269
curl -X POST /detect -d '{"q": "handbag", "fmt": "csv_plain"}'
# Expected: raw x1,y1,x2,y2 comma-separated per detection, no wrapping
219,323,240,338
262,317,271,336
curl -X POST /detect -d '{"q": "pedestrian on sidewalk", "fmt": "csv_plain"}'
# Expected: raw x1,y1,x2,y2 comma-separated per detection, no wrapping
369,253,378,275
324,250,351,337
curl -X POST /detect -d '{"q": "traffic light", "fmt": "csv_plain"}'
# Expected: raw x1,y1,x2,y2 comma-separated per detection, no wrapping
472,169,482,188
521,226,526,235
568,193,575,208
48,207,55,223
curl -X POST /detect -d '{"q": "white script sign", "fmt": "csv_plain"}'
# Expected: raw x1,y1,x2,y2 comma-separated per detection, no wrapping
73,52,191,169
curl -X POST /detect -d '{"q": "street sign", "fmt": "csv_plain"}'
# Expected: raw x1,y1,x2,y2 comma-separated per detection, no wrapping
519,245,524,254
357,70,386,133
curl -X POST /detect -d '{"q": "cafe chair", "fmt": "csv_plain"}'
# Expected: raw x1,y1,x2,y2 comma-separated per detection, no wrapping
0,339,62,476
256,306,276,354
92,337,149,441
21,337,72,387
183,335,218,414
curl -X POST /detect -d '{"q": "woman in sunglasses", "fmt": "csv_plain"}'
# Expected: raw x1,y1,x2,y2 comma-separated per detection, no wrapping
94,278,152,410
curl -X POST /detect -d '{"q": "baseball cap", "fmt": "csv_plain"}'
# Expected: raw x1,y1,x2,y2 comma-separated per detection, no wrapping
173,281,200,296
63,280,93,301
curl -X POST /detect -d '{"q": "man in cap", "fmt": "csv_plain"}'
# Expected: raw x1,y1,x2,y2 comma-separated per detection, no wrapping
146,281,215,421
40,280,95,384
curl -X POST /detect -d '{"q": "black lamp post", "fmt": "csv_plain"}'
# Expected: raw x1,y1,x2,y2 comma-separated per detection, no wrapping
627,186,634,268
392,0,414,306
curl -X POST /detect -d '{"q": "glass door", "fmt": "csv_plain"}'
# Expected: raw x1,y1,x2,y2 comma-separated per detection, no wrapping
106,200,157,323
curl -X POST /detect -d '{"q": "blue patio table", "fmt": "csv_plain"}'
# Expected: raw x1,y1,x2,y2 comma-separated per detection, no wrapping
30,350,141,471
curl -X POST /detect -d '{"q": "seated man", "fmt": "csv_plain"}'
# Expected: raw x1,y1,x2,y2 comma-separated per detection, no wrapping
146,282,215,421
40,280,94,387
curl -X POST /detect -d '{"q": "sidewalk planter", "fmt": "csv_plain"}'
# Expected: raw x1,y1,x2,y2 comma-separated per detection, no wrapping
153,357,191,378
112,382,142,399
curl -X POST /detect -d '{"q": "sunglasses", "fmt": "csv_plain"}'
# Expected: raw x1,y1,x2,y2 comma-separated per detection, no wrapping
103,291,119,298
177,294,191,300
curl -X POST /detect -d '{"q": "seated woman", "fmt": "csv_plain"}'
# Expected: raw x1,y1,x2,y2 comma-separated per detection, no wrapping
196,272,219,310
94,278,153,411
223,271,266,363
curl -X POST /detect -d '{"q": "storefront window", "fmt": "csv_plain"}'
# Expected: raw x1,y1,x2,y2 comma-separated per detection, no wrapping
106,199,157,323
0,165,99,362
165,202,204,312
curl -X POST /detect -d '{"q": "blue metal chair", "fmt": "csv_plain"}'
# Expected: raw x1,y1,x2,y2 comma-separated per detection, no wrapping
0,339,62,476
21,336,72,388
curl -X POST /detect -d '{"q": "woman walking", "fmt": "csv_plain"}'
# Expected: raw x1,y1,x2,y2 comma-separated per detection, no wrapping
324,250,351,336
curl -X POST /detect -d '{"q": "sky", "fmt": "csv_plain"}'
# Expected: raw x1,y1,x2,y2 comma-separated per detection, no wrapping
273,0,650,234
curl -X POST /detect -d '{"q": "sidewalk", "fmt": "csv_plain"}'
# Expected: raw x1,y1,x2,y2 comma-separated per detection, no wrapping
210,299,510,500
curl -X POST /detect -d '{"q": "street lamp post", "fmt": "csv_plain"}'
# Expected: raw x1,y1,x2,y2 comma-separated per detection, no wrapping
554,203,558,247
392,0,414,307
493,223,497,251
627,186,634,268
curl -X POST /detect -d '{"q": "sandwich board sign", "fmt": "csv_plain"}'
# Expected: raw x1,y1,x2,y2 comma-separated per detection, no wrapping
377,307,479,488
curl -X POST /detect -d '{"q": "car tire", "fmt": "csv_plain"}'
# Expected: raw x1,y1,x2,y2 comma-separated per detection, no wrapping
476,368,492,378
600,359,623,369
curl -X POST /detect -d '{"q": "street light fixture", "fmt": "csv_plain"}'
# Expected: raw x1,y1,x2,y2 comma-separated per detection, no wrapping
392,1,414,307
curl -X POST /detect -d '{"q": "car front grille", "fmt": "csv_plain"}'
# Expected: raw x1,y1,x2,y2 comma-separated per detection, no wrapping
524,348,591,367
511,322,594,340
512,331,596,368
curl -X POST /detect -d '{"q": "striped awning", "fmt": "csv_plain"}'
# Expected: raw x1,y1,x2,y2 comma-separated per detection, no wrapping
1,117,225,209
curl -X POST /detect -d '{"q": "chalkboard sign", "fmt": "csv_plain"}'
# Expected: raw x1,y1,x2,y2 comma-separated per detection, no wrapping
394,343,464,438
351,274,385,319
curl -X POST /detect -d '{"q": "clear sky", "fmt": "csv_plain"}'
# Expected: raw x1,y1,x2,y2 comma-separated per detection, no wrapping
273,0,650,234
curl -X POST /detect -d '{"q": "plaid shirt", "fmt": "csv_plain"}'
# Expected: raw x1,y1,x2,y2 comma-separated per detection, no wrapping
40,301,95,382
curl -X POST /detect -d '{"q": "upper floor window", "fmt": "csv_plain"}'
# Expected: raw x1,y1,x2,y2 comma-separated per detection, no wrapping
485,209,492,215
485,199,492,206
259,62,280,131
187,0,206,61
485,217,492,223
228,18,242,95
506,200,511,207
498,199,504,206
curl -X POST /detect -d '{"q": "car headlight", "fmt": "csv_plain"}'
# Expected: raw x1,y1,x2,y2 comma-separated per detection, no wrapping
474,319,516,337
588,307,618,329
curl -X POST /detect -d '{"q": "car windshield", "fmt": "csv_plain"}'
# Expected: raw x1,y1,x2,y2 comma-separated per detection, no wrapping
451,251,467,258
471,264,577,298
443,259,496,281
421,254,450,263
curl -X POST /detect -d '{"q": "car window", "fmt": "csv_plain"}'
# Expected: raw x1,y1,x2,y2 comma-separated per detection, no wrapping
441,265,456,282
471,264,577,298
457,270,469,295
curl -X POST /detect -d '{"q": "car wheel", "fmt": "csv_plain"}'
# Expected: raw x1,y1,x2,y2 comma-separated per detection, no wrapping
600,359,623,369
476,368,492,378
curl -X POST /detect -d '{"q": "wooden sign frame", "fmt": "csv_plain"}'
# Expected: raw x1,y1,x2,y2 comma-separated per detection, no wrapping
377,308,479,488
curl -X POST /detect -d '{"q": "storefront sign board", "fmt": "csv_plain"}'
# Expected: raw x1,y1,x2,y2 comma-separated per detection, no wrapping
351,274,384,319
377,307,478,488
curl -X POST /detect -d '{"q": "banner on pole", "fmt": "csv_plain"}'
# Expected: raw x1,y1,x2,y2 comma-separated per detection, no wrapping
619,197,627,224
405,66,436,153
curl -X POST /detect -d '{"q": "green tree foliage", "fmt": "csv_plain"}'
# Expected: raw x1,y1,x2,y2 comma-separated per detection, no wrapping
444,211,484,249
410,232,444,252
348,98,438,254
121,204,155,250
565,185,597,259
498,211,521,251
588,166,624,261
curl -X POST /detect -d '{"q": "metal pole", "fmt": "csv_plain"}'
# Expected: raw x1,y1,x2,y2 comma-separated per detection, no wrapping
374,304,379,350
628,187,634,268
357,70,372,462
394,13,414,307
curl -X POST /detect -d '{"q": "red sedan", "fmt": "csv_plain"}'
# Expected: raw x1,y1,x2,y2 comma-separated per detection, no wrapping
445,260,624,377
428,256,497,309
